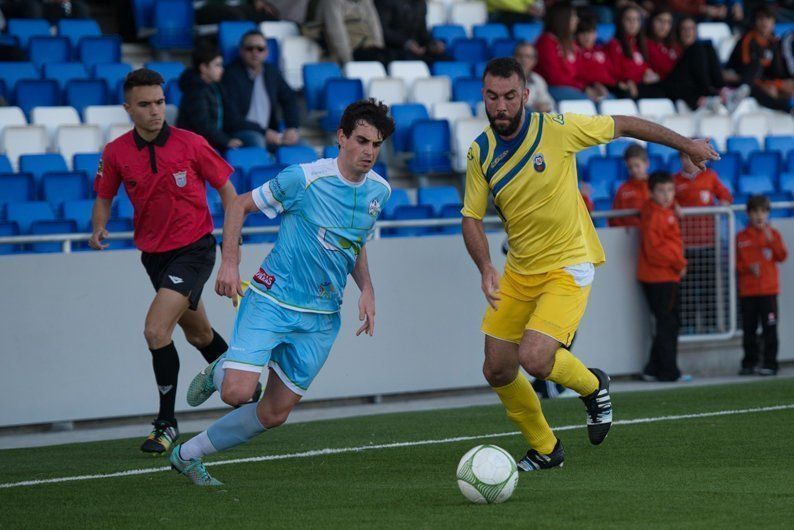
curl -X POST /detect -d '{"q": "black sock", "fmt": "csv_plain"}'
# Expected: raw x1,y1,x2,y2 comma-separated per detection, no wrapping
198,329,228,363
150,342,179,424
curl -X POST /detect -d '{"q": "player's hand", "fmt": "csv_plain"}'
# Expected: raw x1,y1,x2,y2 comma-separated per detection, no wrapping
356,287,375,337
750,263,761,277
686,138,720,171
88,227,109,250
227,138,244,149
281,128,300,145
216,260,244,307
481,264,501,310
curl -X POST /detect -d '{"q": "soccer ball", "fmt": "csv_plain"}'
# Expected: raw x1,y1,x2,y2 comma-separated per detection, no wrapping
456,445,518,504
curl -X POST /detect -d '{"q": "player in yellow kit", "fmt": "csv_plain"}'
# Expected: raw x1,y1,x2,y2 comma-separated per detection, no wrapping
461,58,719,471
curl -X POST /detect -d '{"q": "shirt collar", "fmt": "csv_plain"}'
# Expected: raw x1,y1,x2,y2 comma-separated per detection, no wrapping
133,122,171,150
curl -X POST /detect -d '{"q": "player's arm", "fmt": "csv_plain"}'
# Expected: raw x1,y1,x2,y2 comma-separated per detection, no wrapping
612,115,720,171
215,192,259,306
88,198,112,250
351,246,375,337
462,217,501,310
216,180,237,213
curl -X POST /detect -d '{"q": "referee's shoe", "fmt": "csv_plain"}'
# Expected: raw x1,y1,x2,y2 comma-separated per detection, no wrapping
141,419,179,454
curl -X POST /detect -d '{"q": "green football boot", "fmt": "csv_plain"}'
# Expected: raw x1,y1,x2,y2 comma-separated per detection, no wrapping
169,444,223,486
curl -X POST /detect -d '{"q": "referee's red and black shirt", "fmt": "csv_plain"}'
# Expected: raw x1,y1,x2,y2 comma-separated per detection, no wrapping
94,123,233,253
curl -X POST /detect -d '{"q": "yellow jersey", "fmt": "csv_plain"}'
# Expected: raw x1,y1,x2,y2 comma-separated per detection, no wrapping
462,112,614,275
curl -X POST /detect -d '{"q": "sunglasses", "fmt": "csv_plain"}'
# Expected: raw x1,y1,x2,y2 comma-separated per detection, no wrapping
244,45,267,52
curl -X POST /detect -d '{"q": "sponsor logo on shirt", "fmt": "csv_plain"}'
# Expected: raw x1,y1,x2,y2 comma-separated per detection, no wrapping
253,268,276,289
763,248,773,261
533,153,546,172
368,198,381,217
173,170,187,188
552,114,565,125
467,147,474,161
699,190,711,204
318,281,336,299
97,158,103,177
490,149,511,169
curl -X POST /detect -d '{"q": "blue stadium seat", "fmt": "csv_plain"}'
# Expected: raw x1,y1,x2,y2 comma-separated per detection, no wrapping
30,219,77,253
438,203,463,234
383,205,436,237
726,136,760,163
302,63,342,112
28,37,71,68
765,135,794,160
747,152,781,184
62,199,95,231
265,38,279,66
647,142,677,161
57,19,102,52
709,152,741,186
93,63,131,102
43,62,89,90
66,79,108,113
648,154,665,173
41,171,89,207
381,188,411,219
205,186,223,216
473,61,488,78
587,157,622,185
276,145,317,166
779,173,794,195
166,79,182,107
451,38,489,64
452,77,484,113
576,146,601,179
132,0,156,33
319,78,364,132
150,0,194,50
418,185,461,216
605,139,638,158
105,217,135,249
7,19,50,49
512,22,542,43
0,221,20,254
144,61,185,86
244,212,280,243
218,21,257,63
372,161,388,180
323,145,339,158
788,151,794,173
596,23,615,43
408,120,452,174
588,179,611,202
78,36,122,68
74,153,101,177
594,198,613,212
225,168,245,192
473,24,510,46
0,155,12,174
775,22,794,38
15,79,59,115
431,25,467,47
6,201,56,233
0,173,34,208
667,154,682,174
0,62,40,98
249,165,284,190
19,154,69,187
115,192,134,219
738,175,775,195
490,38,519,59
225,147,274,177
391,104,430,152
431,61,472,83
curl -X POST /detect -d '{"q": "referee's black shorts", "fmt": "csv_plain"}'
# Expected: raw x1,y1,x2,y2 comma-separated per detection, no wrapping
141,233,216,310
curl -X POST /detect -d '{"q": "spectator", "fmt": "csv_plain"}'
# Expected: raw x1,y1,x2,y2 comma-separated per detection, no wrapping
646,9,680,81
737,195,787,376
196,0,280,25
514,42,555,112
728,6,794,113
310,0,388,64
709,0,745,25
268,0,310,23
535,2,593,101
575,15,616,103
177,40,266,150
221,30,300,150
637,171,688,382
486,0,545,26
665,0,730,20
610,144,651,228
606,5,666,99
374,0,448,63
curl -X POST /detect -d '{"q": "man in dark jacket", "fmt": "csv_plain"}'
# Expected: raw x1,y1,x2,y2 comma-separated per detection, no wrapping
177,40,266,150
374,0,448,63
221,30,301,149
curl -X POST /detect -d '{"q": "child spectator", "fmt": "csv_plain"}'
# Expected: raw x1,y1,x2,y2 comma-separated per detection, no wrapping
606,5,666,99
736,195,787,376
575,15,616,102
610,144,650,227
637,171,688,382
645,9,680,81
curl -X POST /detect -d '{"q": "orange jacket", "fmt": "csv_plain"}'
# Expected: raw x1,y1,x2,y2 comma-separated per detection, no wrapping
637,200,687,283
609,178,649,227
674,169,733,247
736,225,788,296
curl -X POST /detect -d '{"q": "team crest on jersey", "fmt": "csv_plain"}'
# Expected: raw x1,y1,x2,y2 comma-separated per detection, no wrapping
96,158,103,177
467,147,474,161
173,171,187,188
533,153,546,172
253,268,276,289
368,198,381,217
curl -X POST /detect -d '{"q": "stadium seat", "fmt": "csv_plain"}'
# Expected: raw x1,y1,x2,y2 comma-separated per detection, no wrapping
425,1,447,28
150,0,194,49
280,36,322,90
472,24,510,46
62,198,95,232
451,38,489,63
383,205,436,237
768,113,794,135
92,63,132,102
0,173,34,207
646,142,677,162
56,125,102,170
372,161,388,180
108,123,133,142
726,136,761,163
747,152,781,183
29,219,77,253
115,190,134,219
391,103,429,153
698,114,732,151
28,37,71,69
43,62,89,91
0,107,27,141
104,217,135,249
387,61,432,92
438,203,463,234
276,145,317,166
449,1,488,35
697,22,731,47
600,98,639,116
765,136,794,160
41,171,89,207
606,139,639,158
431,101,472,126
3,126,48,170
661,114,696,138
431,61,472,83
15,80,60,116
418,185,461,216
243,212,280,243
667,154,682,174
164,79,182,107
78,36,122,68
302,63,342,111
408,119,452,174
709,152,741,186
779,173,794,195
19,153,69,186
343,61,387,91
84,105,129,134
31,106,80,146
431,25,467,47
323,146,339,159
0,221,20,254
587,157,622,185
452,77,483,113
490,38,519,59
57,19,101,51
7,19,51,49
367,78,406,107
73,152,101,178
512,22,542,43
381,188,411,219
320,78,364,132
647,154,665,173
410,76,451,108
559,99,597,115
452,117,488,172
576,145,603,179
260,20,299,43
226,147,274,176
218,21,256,63
0,62,39,100
738,175,775,195
596,23,615,43
6,201,56,233
0,155,13,174
637,98,676,120
735,113,769,145
144,61,185,86
248,165,284,190
587,179,611,202
65,79,108,114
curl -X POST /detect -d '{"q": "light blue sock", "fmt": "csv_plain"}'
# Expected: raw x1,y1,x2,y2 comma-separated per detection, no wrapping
206,403,266,452
212,359,226,393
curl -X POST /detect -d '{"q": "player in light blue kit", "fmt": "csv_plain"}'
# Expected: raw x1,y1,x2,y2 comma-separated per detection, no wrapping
169,100,394,485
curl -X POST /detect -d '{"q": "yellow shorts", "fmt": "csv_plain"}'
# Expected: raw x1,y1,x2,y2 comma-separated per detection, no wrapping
481,266,592,346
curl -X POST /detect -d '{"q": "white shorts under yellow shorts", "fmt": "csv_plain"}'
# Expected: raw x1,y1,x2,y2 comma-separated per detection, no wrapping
481,263,594,347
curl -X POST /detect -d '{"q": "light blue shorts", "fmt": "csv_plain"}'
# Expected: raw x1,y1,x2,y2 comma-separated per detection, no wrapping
223,291,341,396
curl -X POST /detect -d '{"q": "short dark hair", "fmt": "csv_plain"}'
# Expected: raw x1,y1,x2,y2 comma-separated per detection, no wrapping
754,5,776,22
482,57,526,86
747,194,771,212
192,39,221,69
576,14,597,34
648,170,673,191
624,144,648,161
123,68,164,96
239,29,266,47
338,98,395,140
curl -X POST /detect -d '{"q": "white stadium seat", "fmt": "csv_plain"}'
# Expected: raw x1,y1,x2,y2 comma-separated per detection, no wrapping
768,112,794,135
637,98,676,120
165,104,178,126
475,100,486,118
108,123,133,142
453,117,488,172
431,101,473,126
410,76,451,108
84,105,130,139
3,125,48,170
697,22,732,48
280,36,322,90
426,1,448,28
56,125,102,170
600,98,639,116
735,113,769,145
367,78,407,107
697,114,732,150
260,21,299,43
449,1,488,36
558,100,597,115
388,60,431,92
661,114,696,138
0,106,27,145
343,61,387,91
31,106,80,147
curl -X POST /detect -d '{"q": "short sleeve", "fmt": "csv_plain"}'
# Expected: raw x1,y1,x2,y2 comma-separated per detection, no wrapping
461,143,489,220
252,164,306,218
557,113,615,153
193,137,234,189
93,147,122,200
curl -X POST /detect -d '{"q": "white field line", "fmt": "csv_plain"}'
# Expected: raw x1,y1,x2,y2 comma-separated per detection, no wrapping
1,403,792,490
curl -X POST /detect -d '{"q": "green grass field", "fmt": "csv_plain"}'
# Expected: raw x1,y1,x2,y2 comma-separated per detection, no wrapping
1,379,793,529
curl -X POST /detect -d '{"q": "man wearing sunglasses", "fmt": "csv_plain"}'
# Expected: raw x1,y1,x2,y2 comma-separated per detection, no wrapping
222,29,301,150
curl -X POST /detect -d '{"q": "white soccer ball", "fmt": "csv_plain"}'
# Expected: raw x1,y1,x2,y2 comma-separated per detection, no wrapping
456,444,518,504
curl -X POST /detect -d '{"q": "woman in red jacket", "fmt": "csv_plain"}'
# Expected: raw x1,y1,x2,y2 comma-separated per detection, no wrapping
645,9,680,81
606,5,665,99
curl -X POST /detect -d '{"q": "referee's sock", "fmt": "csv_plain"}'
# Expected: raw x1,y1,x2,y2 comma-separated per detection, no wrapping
150,342,180,424
547,347,598,397
179,403,265,460
197,328,228,363
493,372,557,455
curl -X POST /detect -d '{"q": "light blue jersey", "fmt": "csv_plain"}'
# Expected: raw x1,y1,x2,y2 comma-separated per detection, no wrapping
249,157,391,313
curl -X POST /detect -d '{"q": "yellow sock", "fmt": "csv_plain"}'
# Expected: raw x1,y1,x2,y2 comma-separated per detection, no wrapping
547,348,598,396
492,372,557,455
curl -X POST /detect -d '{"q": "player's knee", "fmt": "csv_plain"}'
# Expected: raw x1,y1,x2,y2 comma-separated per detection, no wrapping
143,325,171,349
220,385,252,407
482,363,515,387
521,354,552,379
185,328,213,348
258,407,290,429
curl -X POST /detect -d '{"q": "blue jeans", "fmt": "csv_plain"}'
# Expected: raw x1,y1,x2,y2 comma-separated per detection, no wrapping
233,130,266,149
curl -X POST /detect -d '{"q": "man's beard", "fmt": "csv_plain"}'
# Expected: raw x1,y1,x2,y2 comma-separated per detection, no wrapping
486,108,523,137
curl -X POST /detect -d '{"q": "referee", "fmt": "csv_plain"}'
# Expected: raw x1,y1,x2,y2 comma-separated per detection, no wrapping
89,68,257,454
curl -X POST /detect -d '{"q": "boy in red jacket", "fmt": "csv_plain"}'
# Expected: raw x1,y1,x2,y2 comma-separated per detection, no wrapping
736,195,788,376
610,144,650,227
638,171,687,382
